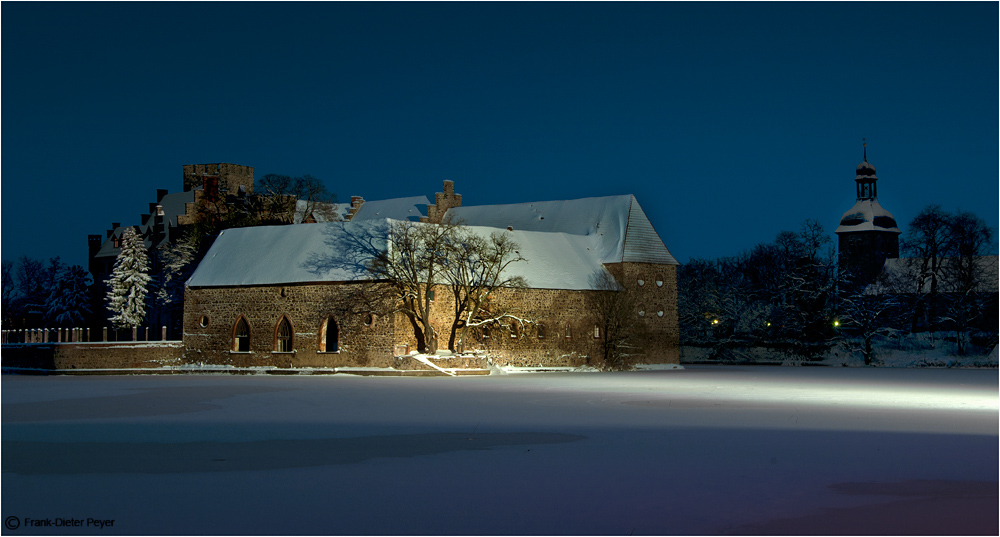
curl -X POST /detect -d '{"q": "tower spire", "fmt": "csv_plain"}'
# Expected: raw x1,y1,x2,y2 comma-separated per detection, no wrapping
863,137,867,161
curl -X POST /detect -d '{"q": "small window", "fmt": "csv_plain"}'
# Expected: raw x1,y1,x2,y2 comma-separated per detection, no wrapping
594,325,601,338
428,289,435,302
233,317,250,352
657,309,664,318
537,323,545,339
276,317,293,352
638,309,646,317
364,313,375,327
511,323,521,338
199,315,210,328
637,279,645,287
565,323,572,338
280,287,288,297
655,277,664,287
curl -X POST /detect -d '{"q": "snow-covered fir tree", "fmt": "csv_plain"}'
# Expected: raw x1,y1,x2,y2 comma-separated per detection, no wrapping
106,227,151,328
46,265,93,327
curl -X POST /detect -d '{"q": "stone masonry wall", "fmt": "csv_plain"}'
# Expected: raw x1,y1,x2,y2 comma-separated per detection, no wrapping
182,163,255,194
2,342,183,370
183,263,679,369
392,262,679,367
183,283,398,368
603,262,680,364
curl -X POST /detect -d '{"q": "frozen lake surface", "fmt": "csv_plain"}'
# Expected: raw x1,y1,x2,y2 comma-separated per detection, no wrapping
2,366,997,535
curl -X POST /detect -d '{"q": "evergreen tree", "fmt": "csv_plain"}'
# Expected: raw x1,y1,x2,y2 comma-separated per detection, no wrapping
106,227,151,328
46,265,93,327
154,230,201,336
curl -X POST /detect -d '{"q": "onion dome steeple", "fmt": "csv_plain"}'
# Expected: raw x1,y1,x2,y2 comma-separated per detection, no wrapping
855,139,878,200
835,140,901,286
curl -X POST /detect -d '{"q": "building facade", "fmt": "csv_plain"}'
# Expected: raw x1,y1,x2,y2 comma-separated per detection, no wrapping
181,184,680,368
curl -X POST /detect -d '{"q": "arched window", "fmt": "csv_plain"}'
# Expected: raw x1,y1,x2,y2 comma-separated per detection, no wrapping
319,316,339,353
565,323,572,339
537,323,546,339
594,325,601,338
275,317,293,352
233,317,250,352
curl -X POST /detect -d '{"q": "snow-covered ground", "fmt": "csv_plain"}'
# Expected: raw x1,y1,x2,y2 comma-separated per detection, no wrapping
2,366,997,535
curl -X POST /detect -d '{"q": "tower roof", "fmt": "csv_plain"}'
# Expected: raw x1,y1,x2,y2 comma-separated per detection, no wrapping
836,199,901,234
856,143,877,179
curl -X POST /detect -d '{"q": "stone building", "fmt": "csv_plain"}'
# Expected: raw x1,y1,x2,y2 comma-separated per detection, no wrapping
88,164,256,336
835,145,901,286
182,184,680,368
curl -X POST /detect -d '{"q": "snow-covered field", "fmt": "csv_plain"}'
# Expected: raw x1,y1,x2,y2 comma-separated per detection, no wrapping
2,366,997,535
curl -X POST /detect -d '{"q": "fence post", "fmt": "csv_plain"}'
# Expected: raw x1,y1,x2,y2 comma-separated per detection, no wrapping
132,327,137,341
87,328,91,342
162,326,167,341
145,327,149,341
103,327,108,342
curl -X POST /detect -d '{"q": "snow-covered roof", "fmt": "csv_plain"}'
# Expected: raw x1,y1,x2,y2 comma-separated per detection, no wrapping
867,256,999,294
835,199,901,235
444,195,678,265
352,196,429,222
293,196,430,224
186,220,619,290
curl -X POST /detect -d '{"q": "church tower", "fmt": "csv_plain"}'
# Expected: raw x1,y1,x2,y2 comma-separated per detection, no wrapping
835,142,901,285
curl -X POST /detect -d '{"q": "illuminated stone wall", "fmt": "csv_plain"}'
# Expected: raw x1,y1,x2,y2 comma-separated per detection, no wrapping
182,263,679,368
182,283,398,368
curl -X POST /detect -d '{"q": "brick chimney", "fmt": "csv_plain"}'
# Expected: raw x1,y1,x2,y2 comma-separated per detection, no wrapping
345,196,365,221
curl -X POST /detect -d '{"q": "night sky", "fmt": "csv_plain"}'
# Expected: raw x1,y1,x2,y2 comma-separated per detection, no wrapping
2,2,997,272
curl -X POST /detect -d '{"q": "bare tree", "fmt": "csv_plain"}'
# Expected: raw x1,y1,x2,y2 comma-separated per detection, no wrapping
901,205,951,329
837,270,902,365
442,229,528,352
309,218,460,353
939,211,995,354
256,174,338,224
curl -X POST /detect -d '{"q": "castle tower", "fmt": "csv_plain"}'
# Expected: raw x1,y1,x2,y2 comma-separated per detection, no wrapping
835,142,901,285
182,163,255,197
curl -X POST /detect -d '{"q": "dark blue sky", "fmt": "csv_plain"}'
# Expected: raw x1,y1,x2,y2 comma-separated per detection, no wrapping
3,2,997,271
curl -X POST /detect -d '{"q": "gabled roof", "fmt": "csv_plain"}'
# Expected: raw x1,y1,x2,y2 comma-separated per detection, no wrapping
444,195,677,265
186,220,616,290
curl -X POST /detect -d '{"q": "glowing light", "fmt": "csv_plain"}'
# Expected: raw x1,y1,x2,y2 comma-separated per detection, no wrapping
712,319,720,325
